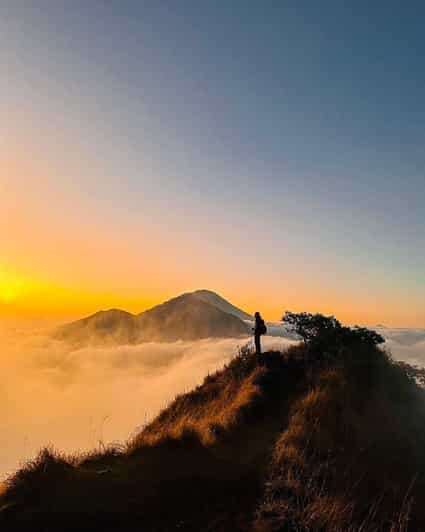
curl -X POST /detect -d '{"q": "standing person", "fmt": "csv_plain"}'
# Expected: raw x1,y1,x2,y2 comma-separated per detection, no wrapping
253,311,267,355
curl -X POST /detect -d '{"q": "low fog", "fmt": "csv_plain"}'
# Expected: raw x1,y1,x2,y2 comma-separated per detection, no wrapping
0,322,423,479
0,324,292,479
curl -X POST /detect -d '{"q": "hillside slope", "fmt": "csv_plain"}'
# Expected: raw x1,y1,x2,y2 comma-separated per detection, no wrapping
2,341,425,531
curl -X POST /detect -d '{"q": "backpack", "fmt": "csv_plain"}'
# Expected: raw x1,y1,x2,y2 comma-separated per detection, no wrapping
258,319,267,335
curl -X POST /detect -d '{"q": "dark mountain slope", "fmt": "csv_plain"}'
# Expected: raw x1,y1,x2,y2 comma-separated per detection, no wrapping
137,292,250,341
53,291,250,345
2,340,425,531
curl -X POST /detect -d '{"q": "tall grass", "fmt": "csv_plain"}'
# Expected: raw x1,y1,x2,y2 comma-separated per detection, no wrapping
2,342,425,531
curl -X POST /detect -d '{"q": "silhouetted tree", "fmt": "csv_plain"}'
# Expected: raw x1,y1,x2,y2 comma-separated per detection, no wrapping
283,312,341,344
348,326,385,347
282,311,385,363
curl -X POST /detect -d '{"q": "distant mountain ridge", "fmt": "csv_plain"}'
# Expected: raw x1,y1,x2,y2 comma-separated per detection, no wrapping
52,309,139,346
53,290,251,345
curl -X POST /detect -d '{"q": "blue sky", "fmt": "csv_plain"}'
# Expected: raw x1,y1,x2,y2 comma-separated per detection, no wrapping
1,1,424,325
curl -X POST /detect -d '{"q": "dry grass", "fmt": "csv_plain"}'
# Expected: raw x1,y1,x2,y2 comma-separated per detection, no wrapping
255,353,425,531
1,343,425,531
131,367,266,447
1,346,302,531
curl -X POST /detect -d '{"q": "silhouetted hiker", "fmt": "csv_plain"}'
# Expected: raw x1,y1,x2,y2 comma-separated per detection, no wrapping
253,311,267,355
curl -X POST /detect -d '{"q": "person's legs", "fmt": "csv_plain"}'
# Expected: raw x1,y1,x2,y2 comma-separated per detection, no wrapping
255,334,261,355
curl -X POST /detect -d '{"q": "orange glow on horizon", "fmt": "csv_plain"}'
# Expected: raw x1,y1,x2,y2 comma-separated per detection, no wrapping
1,143,423,328
0,268,160,319
0,266,422,328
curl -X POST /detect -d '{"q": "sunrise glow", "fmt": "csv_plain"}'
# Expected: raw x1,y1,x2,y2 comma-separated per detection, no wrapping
0,4,424,327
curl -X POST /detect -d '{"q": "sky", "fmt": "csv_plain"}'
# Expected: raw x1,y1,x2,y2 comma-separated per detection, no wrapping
1,1,425,326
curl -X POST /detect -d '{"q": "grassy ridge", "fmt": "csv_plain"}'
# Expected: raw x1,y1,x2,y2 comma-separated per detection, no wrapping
1,342,425,531
257,353,425,531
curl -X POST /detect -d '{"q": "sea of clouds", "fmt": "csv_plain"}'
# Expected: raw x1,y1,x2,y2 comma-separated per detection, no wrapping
0,323,292,478
0,322,423,479
376,327,425,367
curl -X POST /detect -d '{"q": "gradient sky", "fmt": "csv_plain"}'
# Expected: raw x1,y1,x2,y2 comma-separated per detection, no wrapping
1,1,424,326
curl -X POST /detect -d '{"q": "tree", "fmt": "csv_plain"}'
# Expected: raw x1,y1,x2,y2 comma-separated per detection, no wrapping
349,326,385,347
283,311,341,344
282,311,384,356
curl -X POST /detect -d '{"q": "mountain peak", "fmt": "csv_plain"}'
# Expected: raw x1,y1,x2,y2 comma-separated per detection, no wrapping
189,289,252,321
138,291,249,341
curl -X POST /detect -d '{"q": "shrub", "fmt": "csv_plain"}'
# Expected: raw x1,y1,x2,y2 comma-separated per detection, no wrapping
5,447,74,501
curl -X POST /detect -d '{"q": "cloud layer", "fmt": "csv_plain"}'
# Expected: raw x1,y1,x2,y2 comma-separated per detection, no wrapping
377,327,425,367
0,325,292,478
